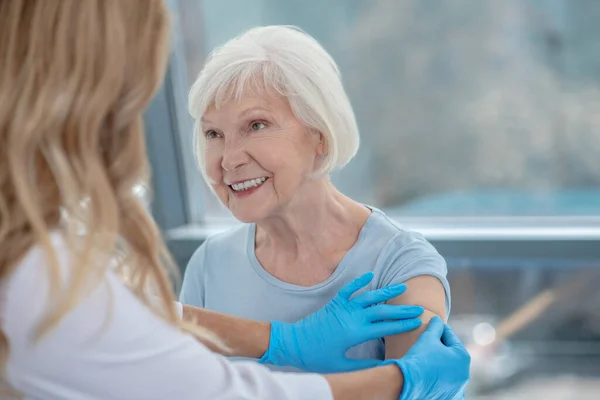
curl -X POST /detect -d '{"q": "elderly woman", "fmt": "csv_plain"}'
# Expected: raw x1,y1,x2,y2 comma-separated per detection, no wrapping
181,25,450,369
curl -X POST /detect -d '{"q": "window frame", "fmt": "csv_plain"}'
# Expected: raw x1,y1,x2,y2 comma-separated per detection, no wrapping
144,0,209,231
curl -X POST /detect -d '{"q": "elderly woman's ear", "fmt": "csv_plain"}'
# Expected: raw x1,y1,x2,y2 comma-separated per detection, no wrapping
314,130,328,157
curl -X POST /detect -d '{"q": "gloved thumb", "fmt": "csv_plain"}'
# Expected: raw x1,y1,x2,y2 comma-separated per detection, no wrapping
421,316,444,340
441,324,463,348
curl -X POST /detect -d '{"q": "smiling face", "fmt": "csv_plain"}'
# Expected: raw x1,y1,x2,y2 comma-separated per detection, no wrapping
201,92,326,222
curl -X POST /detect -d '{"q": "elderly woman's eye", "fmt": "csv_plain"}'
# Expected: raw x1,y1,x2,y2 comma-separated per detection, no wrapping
250,121,266,131
204,130,221,139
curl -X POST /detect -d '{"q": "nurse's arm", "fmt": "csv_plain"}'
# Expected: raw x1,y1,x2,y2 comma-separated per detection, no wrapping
180,306,408,399
384,275,447,359
182,304,271,358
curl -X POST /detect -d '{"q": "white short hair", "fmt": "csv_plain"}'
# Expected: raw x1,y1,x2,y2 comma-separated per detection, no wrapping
188,25,360,179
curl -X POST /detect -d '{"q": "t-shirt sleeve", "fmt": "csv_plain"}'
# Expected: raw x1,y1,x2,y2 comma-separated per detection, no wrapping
3,244,333,400
374,232,451,317
179,241,208,307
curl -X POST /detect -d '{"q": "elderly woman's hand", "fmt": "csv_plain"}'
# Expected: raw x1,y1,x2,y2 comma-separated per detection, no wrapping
258,272,424,373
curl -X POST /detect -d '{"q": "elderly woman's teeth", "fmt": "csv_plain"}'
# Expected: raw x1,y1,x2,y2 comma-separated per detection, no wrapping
231,177,267,191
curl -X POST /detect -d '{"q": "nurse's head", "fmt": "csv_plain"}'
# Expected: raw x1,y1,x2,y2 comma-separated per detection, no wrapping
0,0,221,366
189,26,361,223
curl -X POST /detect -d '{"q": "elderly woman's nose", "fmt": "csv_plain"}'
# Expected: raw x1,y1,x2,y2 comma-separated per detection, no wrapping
221,139,249,171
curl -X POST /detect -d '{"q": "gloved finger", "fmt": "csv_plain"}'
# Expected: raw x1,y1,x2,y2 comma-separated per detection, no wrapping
337,272,375,300
441,324,464,348
341,358,382,372
359,319,422,342
418,316,444,341
364,304,424,322
352,283,407,307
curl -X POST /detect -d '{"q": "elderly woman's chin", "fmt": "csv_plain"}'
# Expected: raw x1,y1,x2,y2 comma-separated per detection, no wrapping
221,189,275,224
228,205,272,224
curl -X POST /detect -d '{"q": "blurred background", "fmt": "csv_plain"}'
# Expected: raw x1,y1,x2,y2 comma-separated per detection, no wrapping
146,1,600,398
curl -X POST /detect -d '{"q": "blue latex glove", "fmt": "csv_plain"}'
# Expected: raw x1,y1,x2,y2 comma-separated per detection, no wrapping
383,317,471,400
259,272,424,373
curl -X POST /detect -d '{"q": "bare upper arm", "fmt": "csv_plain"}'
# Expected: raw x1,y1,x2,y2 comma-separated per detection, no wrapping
384,275,447,359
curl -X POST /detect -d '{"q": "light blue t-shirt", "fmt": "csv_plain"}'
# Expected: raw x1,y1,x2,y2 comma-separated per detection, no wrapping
180,207,451,371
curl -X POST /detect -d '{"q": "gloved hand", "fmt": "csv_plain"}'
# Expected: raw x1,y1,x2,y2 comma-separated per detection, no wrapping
383,317,471,400
259,272,424,373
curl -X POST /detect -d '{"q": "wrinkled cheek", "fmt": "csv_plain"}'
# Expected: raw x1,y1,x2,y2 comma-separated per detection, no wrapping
270,175,295,204
204,159,226,202
204,156,222,185
212,183,229,204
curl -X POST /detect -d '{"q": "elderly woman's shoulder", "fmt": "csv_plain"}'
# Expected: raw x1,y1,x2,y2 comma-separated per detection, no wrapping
366,207,424,236
365,207,438,253
364,209,447,286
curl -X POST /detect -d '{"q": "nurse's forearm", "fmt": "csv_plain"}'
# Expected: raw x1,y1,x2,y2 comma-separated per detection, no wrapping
182,304,270,358
325,365,403,400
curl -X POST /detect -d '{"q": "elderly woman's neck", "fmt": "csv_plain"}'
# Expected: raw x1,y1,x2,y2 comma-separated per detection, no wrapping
255,181,370,263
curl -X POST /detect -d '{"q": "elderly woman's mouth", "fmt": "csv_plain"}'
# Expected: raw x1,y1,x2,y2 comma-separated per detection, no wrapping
229,177,268,193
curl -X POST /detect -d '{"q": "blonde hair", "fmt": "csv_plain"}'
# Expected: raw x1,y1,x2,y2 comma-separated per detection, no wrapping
0,0,222,381
188,25,360,183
